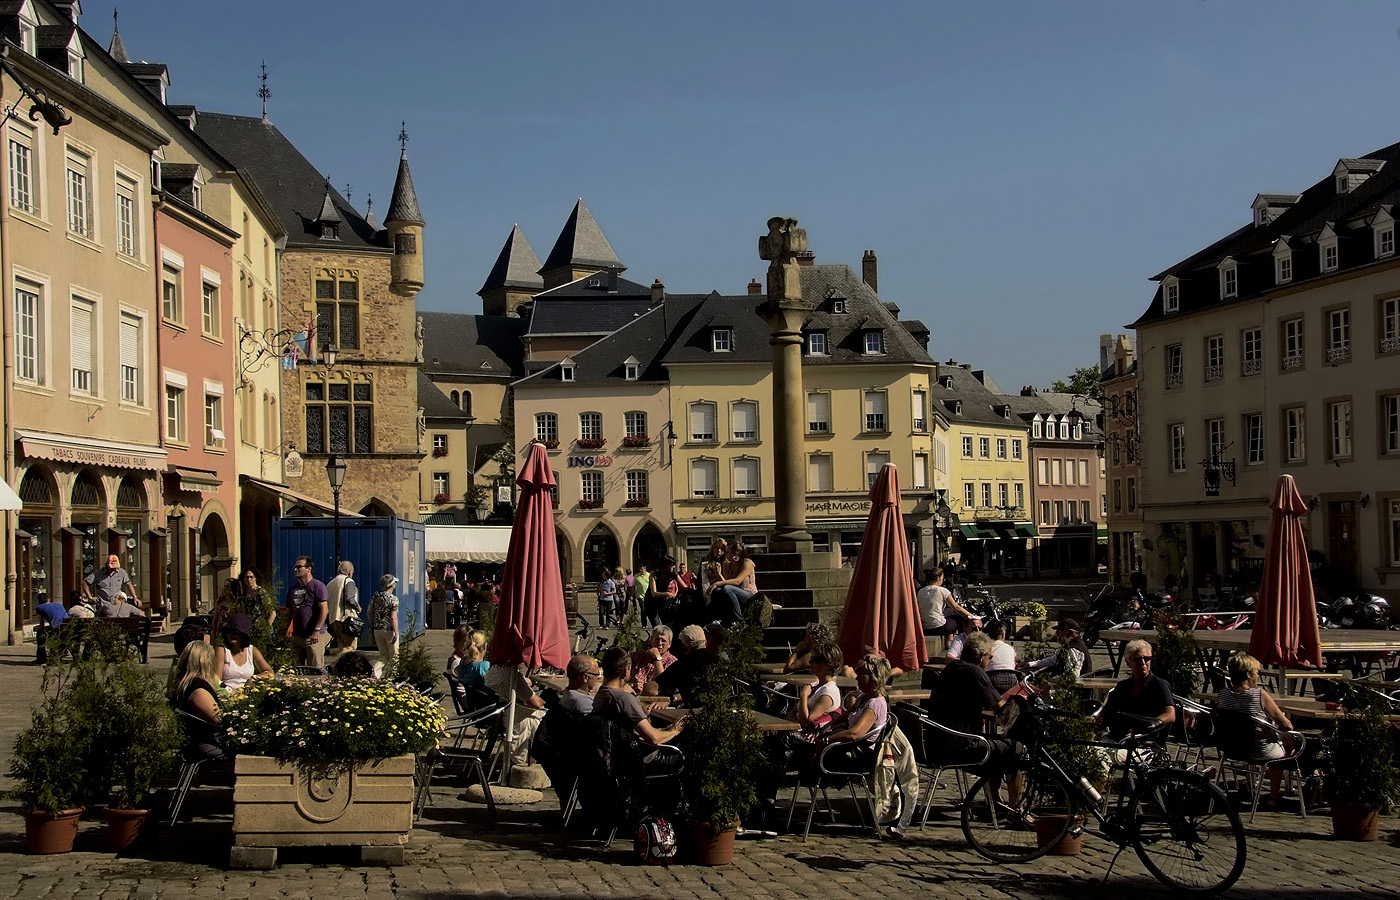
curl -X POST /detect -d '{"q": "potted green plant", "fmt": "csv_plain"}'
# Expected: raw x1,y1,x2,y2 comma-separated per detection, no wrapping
1322,685,1399,841
1003,600,1048,639
680,613,768,865
103,660,183,851
1027,675,1106,855
1151,621,1199,698
394,640,441,693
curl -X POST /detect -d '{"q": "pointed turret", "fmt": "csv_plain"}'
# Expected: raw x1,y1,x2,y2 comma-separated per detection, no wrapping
538,199,624,289
385,148,425,297
479,225,544,317
108,18,128,63
315,183,342,241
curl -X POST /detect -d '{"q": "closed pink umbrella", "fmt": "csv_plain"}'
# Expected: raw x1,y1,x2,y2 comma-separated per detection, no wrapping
490,443,570,773
1248,474,1323,670
836,463,928,673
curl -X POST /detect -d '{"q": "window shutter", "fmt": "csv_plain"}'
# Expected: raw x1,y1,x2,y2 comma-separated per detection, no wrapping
693,460,714,494
734,459,755,494
690,403,714,440
71,301,92,373
808,455,822,491
914,454,928,488
120,316,138,370
807,392,830,423
912,391,926,419
732,402,755,438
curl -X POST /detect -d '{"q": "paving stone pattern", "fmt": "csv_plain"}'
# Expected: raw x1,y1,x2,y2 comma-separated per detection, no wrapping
1,629,1398,898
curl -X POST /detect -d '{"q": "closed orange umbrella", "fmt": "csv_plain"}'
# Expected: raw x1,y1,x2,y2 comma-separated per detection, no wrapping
1248,474,1323,669
836,463,928,673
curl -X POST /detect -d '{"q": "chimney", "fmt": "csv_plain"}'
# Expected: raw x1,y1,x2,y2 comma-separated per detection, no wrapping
650,279,666,305
747,278,763,295
796,250,816,267
606,268,618,293
1099,333,1114,374
861,250,878,292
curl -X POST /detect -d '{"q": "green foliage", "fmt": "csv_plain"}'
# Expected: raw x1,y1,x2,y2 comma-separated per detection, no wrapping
1323,684,1400,809
9,700,91,812
105,663,183,808
682,612,769,831
1041,679,1107,789
1151,623,1199,697
1051,365,1103,400
611,603,647,654
394,639,440,691
1002,600,1047,620
223,676,446,774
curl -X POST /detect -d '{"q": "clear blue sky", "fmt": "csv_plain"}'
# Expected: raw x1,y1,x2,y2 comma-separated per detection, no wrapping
111,1,1400,390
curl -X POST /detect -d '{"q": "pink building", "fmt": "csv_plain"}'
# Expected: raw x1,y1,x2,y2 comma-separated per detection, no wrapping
155,188,238,617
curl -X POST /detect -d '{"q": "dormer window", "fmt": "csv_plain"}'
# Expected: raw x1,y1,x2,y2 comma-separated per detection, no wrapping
831,297,847,314
944,399,962,415
1334,159,1383,195
19,17,35,54
862,330,885,355
1163,277,1180,314
1218,259,1238,299
560,358,576,382
711,328,732,352
806,331,828,355
1375,209,1395,259
1319,224,1339,273
1032,415,1043,439
623,355,639,381
938,375,953,389
1274,238,1293,284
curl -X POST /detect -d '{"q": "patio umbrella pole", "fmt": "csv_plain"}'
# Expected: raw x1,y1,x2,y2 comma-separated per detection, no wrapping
501,684,517,785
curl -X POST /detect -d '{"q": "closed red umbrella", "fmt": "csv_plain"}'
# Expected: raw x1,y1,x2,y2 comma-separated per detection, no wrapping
836,463,928,673
490,442,570,670
1248,474,1323,669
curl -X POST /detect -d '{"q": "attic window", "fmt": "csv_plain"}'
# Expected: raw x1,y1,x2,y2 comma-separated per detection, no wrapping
623,356,640,381
999,405,1011,420
862,330,885,355
1218,259,1237,299
1163,278,1180,314
712,329,732,352
938,375,953,389
1274,239,1293,284
560,360,576,382
1032,415,1043,439
1319,226,1339,273
321,222,340,241
831,298,847,314
1375,211,1395,259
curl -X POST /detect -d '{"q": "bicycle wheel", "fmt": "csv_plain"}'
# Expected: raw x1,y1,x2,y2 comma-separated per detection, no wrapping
961,766,1074,863
1131,770,1246,895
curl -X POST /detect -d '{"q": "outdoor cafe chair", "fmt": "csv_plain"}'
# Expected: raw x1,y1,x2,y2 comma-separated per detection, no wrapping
1211,707,1308,823
1170,697,1216,771
166,709,232,825
788,717,898,839
415,702,508,822
893,701,991,828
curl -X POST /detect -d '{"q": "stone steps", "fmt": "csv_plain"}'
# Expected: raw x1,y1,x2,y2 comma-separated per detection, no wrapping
751,550,851,663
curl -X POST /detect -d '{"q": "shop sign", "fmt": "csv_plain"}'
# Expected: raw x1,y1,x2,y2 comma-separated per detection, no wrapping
567,455,612,468
19,435,164,471
700,504,753,516
806,500,872,514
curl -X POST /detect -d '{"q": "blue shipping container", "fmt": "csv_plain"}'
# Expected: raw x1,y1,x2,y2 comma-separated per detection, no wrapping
271,516,427,645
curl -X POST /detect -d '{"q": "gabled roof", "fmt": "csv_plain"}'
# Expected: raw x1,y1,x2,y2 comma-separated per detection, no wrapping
929,363,1029,429
998,390,1101,440
796,265,935,367
659,293,769,364
527,297,653,337
540,199,624,274
417,371,472,420
193,112,386,250
316,185,342,224
420,312,526,377
478,225,544,295
517,298,704,388
384,150,423,226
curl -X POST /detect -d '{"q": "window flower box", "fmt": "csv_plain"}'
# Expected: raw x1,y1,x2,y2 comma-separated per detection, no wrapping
620,435,651,449
538,439,559,450
432,493,451,504
431,447,448,458
577,498,604,510
623,498,650,509
575,438,607,450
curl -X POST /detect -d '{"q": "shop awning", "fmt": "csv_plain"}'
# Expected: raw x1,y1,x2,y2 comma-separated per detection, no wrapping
172,466,221,493
240,475,358,518
17,429,166,471
958,523,996,540
425,525,513,563
420,512,457,526
1014,522,1039,539
0,478,21,511
1096,527,1109,541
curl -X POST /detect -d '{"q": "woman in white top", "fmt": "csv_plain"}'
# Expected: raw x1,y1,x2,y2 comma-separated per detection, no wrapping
792,643,845,731
220,613,272,691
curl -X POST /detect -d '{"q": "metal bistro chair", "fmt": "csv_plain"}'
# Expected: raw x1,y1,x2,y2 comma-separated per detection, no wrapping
414,702,508,821
166,709,231,825
788,717,898,839
987,668,1024,695
1211,707,1308,823
894,701,992,828
1170,697,1216,772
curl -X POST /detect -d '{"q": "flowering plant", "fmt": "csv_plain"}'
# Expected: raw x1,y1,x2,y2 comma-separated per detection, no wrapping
575,437,607,450
577,498,604,510
223,677,445,767
620,435,651,449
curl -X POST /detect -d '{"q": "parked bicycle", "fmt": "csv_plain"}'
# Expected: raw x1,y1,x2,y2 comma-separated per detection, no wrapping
960,696,1246,895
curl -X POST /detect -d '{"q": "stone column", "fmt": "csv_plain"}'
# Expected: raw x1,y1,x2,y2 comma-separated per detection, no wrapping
758,217,814,554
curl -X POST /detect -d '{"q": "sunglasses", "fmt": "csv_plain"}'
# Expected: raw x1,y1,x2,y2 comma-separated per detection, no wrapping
1132,655,1154,663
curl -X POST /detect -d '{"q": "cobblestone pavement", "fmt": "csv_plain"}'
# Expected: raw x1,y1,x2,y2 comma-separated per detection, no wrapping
1,630,1398,898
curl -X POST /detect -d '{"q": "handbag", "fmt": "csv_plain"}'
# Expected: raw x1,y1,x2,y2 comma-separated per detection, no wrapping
341,613,364,638
634,816,677,864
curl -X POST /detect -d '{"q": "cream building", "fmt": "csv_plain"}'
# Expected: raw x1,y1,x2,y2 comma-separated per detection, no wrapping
1101,334,1143,585
1133,148,1400,600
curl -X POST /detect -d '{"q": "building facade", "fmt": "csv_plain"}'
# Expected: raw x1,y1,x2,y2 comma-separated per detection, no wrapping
1102,334,1143,586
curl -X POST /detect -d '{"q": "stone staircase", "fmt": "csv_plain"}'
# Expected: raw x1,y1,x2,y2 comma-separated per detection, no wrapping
750,550,851,663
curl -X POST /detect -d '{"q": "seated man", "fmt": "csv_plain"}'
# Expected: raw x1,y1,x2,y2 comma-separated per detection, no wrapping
100,591,145,619
485,660,547,768
646,624,711,706
1024,617,1090,681
985,620,1016,672
630,626,676,694
1098,638,1175,753
594,647,686,758
945,615,983,662
560,652,601,714
927,632,1025,774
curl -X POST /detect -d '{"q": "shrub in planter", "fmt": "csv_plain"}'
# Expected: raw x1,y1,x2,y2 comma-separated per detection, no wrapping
620,435,651,449
1030,680,1105,855
575,438,607,450
394,641,441,693
102,659,183,850
1322,684,1399,840
1151,621,1199,698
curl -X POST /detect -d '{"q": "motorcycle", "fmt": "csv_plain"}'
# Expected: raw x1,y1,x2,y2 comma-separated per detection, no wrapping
1084,588,1173,647
1329,593,1391,630
960,584,1005,631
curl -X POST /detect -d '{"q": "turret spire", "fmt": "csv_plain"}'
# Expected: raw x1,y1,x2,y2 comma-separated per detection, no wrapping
108,8,128,63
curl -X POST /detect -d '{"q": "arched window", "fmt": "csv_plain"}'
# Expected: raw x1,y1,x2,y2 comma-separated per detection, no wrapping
461,390,472,417
450,390,459,406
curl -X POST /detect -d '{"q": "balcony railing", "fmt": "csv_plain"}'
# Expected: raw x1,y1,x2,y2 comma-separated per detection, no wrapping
1326,345,1351,363
1204,365,1223,382
1165,373,1183,389
1282,353,1305,370
1381,336,1400,353
1241,358,1261,376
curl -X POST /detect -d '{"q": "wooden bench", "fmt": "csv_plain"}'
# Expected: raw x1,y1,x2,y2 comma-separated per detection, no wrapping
38,614,164,664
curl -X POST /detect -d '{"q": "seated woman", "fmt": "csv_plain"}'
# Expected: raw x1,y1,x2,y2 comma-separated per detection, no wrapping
446,626,490,703
333,650,376,678
1216,651,1294,803
811,654,890,773
170,642,225,759
210,577,242,640
630,625,676,693
710,538,759,625
219,613,272,691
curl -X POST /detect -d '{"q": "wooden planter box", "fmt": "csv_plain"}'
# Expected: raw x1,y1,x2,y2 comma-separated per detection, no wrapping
230,754,415,867
1010,616,1051,641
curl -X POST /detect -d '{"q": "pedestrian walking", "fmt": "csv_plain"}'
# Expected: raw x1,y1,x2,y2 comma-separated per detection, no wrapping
369,573,401,675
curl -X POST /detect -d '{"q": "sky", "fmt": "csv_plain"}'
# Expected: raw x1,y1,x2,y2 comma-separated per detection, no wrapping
108,1,1400,390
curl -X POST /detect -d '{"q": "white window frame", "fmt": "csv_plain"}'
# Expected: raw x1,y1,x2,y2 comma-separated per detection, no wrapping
161,252,184,325
806,331,827,355
913,453,929,490
1329,400,1352,460
962,435,974,458
119,309,143,405
863,330,885,355
13,272,47,387
200,270,222,339
560,361,575,382
69,293,97,396
1165,344,1183,388
1206,418,1225,461
1241,327,1262,375
204,389,225,449
534,412,558,444
862,390,888,433
7,120,40,216
965,482,977,509
1205,335,1224,381
1013,482,1024,509
624,410,648,439
978,436,990,458
732,457,760,497
1283,318,1304,369
806,391,831,435
690,458,718,498
64,144,94,240
865,451,890,489
730,400,758,442
1285,406,1306,463
911,390,927,432
996,437,1006,459
981,482,992,509
579,411,603,442
711,329,732,352
165,371,188,444
1244,413,1264,465
626,469,649,503
1383,395,1400,455
623,355,639,381
1169,423,1186,473
1328,308,1351,361
1383,297,1400,353
1275,245,1292,284
1320,229,1339,272
808,452,834,493
580,470,604,504
114,168,140,260
1163,277,1180,313
1218,259,1238,299
1376,212,1396,259
431,472,450,497
1037,458,1048,485
689,401,717,442
1011,438,1023,460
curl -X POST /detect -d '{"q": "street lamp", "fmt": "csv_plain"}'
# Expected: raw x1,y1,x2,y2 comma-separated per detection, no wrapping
325,455,347,565
321,344,338,367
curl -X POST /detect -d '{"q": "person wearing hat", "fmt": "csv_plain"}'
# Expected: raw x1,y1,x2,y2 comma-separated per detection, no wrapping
220,613,272,691
1023,617,1092,681
368,574,401,674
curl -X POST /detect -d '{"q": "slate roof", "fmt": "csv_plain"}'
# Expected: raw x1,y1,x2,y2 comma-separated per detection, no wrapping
420,312,527,377
533,271,650,301
929,363,1028,429
527,296,654,337
1135,138,1400,327
36,23,73,50
516,298,705,387
417,371,471,420
660,293,770,364
193,112,386,250
540,199,625,274
997,390,1102,440
384,151,424,226
107,26,128,63
479,225,544,295
796,265,935,367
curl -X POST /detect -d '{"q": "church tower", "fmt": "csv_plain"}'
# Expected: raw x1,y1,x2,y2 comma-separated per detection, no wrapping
385,144,425,298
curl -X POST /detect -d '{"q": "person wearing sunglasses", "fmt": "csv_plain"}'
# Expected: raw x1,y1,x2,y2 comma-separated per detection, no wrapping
1098,639,1175,743
282,555,329,669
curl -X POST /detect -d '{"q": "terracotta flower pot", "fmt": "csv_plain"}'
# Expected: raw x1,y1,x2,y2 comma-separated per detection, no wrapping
1034,813,1084,856
25,808,83,854
106,807,149,853
688,821,737,866
1329,802,1382,841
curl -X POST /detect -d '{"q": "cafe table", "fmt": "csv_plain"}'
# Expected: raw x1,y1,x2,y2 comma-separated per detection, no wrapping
649,705,800,732
761,673,858,689
529,673,568,692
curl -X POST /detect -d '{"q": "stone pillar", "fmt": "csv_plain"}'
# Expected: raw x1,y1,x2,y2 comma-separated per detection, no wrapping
758,217,813,554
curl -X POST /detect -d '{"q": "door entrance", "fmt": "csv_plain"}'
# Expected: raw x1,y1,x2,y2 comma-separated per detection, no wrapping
583,524,619,583
1328,500,1358,593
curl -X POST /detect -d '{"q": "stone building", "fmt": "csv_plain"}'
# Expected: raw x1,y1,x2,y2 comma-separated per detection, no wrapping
195,115,427,520
1101,334,1143,585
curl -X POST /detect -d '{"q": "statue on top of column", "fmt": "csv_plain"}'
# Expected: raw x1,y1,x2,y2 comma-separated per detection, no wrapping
758,217,808,305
